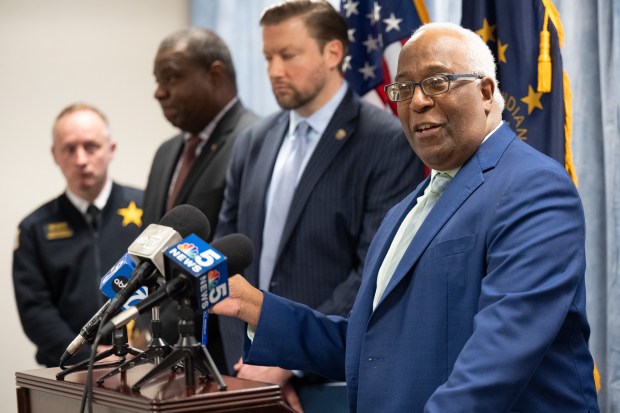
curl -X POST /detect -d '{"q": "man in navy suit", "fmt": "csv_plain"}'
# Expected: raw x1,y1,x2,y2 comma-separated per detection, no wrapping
212,22,600,412
214,0,423,409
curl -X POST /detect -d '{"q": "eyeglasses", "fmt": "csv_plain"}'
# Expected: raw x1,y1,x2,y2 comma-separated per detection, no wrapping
384,74,483,102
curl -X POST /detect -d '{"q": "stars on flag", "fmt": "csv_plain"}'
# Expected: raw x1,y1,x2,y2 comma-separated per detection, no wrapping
341,0,416,97
383,13,403,33
342,0,359,18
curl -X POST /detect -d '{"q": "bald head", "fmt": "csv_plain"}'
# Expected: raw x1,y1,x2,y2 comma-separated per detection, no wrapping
394,23,502,171
51,103,116,202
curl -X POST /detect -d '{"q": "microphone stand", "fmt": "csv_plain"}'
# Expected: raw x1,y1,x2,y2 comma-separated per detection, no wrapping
56,326,141,380
96,304,172,384
130,297,227,391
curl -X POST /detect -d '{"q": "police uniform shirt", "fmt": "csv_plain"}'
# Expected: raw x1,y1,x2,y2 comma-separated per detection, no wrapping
12,182,144,366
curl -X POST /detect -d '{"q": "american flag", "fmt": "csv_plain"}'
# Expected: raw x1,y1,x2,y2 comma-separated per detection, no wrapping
340,0,430,114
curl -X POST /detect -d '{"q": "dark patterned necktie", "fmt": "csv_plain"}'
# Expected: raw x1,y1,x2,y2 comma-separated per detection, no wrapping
167,135,201,211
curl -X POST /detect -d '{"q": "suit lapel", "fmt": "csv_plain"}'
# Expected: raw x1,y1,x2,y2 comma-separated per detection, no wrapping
353,181,428,321
374,123,515,310
174,102,240,205
251,114,290,255
277,90,358,256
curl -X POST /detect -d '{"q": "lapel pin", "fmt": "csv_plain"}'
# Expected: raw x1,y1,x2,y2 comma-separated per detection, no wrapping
335,129,347,140
210,143,218,152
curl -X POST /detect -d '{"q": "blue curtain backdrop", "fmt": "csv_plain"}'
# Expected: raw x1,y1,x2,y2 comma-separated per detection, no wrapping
191,0,619,410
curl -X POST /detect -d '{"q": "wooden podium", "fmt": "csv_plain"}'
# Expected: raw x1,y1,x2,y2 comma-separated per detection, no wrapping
15,364,295,412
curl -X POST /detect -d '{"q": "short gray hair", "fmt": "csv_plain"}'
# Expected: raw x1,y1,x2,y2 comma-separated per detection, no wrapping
409,22,505,112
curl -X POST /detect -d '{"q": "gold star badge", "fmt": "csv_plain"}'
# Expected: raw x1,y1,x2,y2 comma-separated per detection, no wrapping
521,85,544,115
476,18,496,43
117,201,143,228
497,39,508,63
335,129,347,140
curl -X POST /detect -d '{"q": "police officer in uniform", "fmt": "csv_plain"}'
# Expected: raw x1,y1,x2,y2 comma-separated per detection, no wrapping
12,103,144,367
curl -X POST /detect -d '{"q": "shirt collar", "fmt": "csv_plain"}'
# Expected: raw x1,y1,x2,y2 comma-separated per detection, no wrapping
430,120,504,180
66,178,112,214
184,96,239,143
288,81,348,137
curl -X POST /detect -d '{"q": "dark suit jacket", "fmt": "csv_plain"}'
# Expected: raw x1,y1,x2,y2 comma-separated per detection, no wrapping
216,88,424,370
140,100,258,373
245,123,599,412
143,100,259,232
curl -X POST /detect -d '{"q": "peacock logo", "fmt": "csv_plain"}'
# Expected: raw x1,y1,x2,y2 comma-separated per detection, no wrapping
207,270,220,289
177,242,199,259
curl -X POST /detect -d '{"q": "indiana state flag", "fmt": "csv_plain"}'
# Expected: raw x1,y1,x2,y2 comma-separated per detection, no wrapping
461,0,577,184
340,0,430,113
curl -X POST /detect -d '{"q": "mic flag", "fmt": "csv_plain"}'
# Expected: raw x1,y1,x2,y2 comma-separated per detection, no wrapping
99,253,148,310
96,233,254,340
164,234,229,311
103,204,211,320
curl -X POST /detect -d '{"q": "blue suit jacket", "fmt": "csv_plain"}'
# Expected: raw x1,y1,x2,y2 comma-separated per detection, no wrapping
245,123,599,412
216,88,424,370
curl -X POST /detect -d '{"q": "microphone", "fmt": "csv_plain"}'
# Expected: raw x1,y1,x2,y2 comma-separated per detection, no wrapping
97,233,254,337
102,205,210,320
59,254,142,366
99,253,148,310
59,205,210,366
164,233,255,311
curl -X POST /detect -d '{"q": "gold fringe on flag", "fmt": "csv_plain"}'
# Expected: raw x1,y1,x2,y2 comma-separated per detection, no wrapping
562,71,577,185
538,0,564,93
542,0,565,47
537,9,552,92
539,1,576,186
413,0,430,24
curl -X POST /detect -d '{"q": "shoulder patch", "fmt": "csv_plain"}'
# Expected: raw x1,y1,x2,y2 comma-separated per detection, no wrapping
46,222,74,240
117,201,143,228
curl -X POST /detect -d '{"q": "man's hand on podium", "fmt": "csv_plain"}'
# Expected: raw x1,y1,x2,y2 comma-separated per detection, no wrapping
234,358,303,412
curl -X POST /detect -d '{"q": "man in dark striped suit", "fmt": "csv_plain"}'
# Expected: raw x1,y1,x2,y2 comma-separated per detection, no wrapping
214,1,424,410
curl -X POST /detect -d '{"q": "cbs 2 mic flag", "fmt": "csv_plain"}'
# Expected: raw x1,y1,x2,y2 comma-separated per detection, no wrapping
341,0,430,113
461,0,577,184
164,234,229,311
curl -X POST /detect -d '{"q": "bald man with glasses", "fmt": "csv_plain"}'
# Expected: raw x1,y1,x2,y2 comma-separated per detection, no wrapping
211,22,599,413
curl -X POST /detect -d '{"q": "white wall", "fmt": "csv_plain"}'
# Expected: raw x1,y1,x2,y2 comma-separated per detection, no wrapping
0,1,188,410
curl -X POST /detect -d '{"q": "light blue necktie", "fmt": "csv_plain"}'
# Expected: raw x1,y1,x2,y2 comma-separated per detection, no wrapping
259,121,310,290
373,172,452,309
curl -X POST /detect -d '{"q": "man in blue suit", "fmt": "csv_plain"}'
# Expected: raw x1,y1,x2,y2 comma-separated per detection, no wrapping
212,22,600,412
214,0,423,409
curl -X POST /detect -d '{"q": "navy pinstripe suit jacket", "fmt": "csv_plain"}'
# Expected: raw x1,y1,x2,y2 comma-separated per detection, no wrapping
215,87,424,371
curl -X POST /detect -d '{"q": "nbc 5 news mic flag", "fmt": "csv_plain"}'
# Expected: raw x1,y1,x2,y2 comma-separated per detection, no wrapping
164,234,229,311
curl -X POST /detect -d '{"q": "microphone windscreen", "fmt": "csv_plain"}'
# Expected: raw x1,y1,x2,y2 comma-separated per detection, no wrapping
160,204,210,239
210,233,255,275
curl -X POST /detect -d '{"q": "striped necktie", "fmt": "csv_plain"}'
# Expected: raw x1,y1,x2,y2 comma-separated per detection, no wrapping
259,121,311,291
